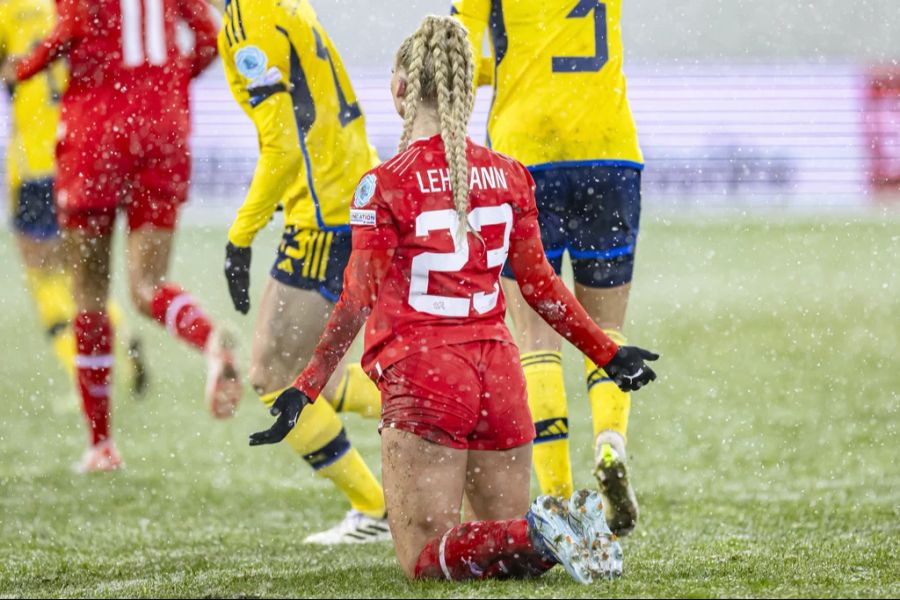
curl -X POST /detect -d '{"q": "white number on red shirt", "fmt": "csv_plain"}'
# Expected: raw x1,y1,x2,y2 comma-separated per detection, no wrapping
408,204,513,317
121,0,167,67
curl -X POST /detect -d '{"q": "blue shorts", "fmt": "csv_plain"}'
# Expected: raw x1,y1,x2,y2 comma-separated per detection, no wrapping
11,177,59,239
269,226,351,302
502,164,641,288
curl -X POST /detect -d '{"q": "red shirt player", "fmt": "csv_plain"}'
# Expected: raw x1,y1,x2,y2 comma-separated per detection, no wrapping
250,17,659,584
5,0,241,473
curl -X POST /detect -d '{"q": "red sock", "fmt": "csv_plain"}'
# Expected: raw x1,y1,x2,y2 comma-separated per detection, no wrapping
150,283,213,351
74,311,113,446
414,519,554,581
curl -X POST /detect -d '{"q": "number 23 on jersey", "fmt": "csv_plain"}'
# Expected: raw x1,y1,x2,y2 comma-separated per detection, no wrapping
409,205,513,317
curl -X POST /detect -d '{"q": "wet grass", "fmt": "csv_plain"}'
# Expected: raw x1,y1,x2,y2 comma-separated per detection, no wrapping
0,212,897,597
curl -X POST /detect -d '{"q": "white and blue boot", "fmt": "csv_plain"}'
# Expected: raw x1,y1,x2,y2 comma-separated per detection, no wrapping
526,495,596,584
568,489,625,579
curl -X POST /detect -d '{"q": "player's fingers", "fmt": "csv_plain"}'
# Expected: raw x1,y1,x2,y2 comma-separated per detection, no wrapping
248,430,277,446
637,348,660,361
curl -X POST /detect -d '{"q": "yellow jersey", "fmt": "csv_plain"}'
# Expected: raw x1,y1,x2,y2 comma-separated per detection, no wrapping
0,0,66,192
452,0,642,168
219,0,379,247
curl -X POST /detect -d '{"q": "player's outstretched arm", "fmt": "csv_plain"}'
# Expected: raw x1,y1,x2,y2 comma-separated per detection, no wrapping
223,92,303,313
508,235,659,391
180,0,219,77
14,0,80,82
248,248,393,445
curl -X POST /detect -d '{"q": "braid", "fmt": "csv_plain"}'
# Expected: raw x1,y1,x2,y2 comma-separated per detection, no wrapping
397,21,432,153
396,16,475,239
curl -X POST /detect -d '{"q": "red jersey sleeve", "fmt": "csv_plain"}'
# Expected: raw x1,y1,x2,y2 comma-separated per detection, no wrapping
292,248,394,399
349,171,400,250
506,165,619,368
179,0,218,78
16,0,81,81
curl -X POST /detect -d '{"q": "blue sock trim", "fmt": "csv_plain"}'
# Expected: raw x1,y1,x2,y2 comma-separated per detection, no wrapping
302,428,352,470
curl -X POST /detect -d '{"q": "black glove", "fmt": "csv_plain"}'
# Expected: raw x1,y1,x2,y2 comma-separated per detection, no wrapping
248,387,310,446
603,346,660,392
224,242,252,314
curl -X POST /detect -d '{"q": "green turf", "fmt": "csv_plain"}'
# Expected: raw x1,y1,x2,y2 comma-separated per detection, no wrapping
0,213,897,598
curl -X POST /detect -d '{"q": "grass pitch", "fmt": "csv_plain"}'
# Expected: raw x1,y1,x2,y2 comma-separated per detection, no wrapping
0,212,897,598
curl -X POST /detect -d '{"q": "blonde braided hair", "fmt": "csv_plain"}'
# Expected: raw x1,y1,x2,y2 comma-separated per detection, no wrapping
396,16,475,238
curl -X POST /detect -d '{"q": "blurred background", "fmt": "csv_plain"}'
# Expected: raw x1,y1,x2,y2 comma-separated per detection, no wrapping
3,0,899,218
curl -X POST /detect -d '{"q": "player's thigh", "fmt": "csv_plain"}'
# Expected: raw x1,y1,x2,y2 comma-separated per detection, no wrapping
501,277,562,353
574,281,632,332
465,340,534,519
381,427,468,578
249,277,335,392
63,227,113,311
465,443,532,522
126,226,175,311
500,168,568,352
568,166,641,290
15,233,61,271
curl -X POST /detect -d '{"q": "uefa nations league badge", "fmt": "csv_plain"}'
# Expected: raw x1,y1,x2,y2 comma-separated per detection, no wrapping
354,174,377,208
235,46,267,79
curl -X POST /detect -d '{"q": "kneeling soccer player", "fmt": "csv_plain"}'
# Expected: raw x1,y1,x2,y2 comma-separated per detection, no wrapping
250,16,660,583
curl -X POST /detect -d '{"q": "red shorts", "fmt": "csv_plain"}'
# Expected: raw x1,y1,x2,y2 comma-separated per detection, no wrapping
378,340,535,451
55,98,190,236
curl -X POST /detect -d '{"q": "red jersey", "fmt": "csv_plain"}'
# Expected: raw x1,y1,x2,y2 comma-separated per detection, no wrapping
16,0,216,105
351,135,538,376
293,135,619,400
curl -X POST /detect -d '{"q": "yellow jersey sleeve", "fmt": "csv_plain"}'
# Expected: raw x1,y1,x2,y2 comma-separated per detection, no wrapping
451,0,494,88
220,2,303,247
456,0,642,167
220,0,379,246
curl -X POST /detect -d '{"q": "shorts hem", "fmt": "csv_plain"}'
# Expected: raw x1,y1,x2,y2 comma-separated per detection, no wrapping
526,159,644,172
378,419,468,450
268,270,341,302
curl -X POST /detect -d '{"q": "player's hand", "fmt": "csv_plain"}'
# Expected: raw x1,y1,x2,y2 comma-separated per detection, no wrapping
248,387,310,446
224,242,252,314
603,346,660,392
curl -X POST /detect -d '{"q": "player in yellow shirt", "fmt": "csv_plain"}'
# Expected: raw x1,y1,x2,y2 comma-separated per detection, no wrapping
453,0,646,537
215,0,388,544
0,0,146,402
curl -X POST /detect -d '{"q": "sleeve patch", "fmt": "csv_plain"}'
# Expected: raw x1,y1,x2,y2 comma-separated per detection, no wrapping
235,45,267,79
353,173,377,207
350,209,377,226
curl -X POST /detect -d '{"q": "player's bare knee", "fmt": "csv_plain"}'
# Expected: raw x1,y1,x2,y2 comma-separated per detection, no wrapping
127,279,155,316
248,358,288,398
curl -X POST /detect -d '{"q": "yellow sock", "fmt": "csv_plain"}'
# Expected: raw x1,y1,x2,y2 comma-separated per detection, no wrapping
108,300,124,331
522,351,573,498
325,364,381,419
25,267,76,381
259,389,386,517
586,329,631,442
